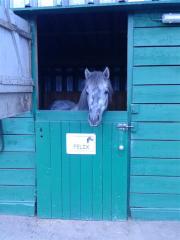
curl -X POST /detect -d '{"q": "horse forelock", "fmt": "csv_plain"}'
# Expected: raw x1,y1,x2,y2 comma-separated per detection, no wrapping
85,71,112,91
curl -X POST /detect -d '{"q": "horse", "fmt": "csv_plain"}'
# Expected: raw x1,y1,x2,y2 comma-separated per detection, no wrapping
50,67,113,126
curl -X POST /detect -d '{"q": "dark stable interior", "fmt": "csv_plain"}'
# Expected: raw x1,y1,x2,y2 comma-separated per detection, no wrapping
37,11,127,110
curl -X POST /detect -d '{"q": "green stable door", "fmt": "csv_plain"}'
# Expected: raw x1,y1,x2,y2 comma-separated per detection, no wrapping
36,111,128,220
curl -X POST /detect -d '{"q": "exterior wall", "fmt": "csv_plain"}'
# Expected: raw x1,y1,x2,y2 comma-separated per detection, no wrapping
0,112,35,216
130,13,180,220
1,9,180,221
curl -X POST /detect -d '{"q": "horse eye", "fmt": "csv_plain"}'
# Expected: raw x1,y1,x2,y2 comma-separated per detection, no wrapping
104,90,109,94
86,90,89,95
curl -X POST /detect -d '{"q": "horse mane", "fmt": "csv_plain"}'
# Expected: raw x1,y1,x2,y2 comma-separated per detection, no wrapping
76,88,88,110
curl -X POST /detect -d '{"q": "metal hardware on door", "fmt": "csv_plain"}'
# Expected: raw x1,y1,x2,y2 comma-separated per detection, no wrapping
117,123,134,131
118,145,124,151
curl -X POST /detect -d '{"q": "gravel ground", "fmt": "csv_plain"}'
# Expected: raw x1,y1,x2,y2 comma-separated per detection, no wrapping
0,215,180,240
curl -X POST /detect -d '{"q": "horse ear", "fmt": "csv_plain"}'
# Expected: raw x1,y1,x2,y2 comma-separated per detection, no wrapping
103,67,110,79
85,68,91,79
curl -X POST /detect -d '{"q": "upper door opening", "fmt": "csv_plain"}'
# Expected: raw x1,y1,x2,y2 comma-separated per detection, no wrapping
37,11,127,110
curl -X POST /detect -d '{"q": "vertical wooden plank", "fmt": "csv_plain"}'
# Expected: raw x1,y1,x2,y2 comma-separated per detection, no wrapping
111,123,119,219
50,122,62,218
81,122,93,220
30,18,38,113
69,121,81,219
119,128,128,219
61,122,70,219
112,124,127,220
92,125,103,220
102,122,112,220
127,14,134,221
36,121,51,218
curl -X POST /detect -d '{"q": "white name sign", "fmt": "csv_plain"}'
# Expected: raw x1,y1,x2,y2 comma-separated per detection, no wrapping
66,133,96,155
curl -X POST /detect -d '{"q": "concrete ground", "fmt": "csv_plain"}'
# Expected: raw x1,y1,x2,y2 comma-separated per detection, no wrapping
0,215,180,240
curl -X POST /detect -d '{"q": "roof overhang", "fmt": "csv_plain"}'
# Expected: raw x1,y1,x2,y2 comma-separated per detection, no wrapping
13,1,180,17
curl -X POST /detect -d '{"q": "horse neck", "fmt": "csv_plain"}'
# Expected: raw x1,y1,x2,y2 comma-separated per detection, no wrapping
76,89,88,110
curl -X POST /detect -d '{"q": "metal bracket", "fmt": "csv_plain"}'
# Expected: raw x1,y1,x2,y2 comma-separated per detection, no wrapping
117,123,134,131
117,122,137,132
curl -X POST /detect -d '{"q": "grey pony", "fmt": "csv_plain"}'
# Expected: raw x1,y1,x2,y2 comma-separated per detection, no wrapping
50,67,113,126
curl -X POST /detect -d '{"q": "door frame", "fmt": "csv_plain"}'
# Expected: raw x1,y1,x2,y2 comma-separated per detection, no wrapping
127,14,134,216
30,12,134,219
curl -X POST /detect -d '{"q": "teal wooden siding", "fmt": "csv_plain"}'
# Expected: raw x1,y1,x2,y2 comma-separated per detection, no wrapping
130,13,180,220
36,111,128,220
0,113,35,216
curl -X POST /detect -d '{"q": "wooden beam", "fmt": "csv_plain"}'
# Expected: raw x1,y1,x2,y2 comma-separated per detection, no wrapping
0,18,31,40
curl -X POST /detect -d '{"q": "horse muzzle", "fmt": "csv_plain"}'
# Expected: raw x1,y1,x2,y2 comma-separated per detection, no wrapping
88,113,102,127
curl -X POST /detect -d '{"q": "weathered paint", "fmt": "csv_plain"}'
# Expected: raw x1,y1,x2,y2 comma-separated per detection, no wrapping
0,6,33,119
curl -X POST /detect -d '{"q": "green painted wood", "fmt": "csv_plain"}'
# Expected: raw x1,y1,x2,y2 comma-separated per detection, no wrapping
112,123,128,220
133,12,180,28
0,201,35,216
69,122,81,219
130,193,180,208
3,135,35,152
0,186,35,201
36,111,128,220
133,85,180,103
131,140,180,158
50,122,62,218
131,104,180,121
30,19,38,113
127,14,134,124
81,122,93,220
0,113,35,216
61,122,70,219
134,47,180,66
0,169,35,185
133,13,164,28
131,158,180,176
134,27,180,46
102,122,112,220
0,152,35,168
15,112,33,118
130,176,180,194
131,208,180,220
1,118,34,134
133,66,180,85
132,122,180,140
92,125,103,220
36,111,127,122
131,12,180,220
36,121,52,218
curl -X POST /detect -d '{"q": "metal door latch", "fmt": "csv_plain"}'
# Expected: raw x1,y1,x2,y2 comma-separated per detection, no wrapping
117,123,134,131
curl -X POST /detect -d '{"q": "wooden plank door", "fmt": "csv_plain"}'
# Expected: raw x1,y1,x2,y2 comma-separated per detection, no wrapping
0,6,32,119
36,111,128,220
